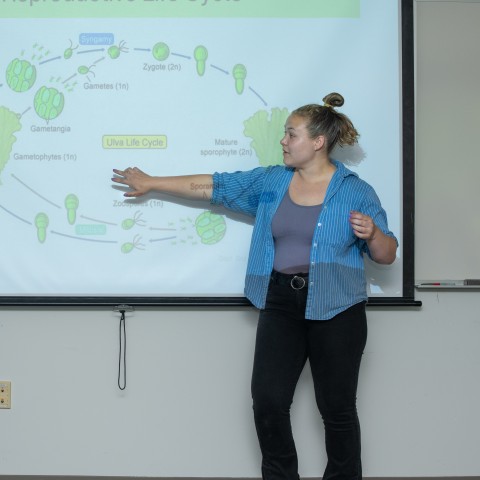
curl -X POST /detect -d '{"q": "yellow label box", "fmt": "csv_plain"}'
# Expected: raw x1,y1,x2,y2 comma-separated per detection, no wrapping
102,135,167,149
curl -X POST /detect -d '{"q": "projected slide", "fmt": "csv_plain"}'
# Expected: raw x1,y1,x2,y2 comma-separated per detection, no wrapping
0,0,403,301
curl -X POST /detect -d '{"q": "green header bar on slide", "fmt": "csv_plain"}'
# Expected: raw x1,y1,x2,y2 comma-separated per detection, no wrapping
0,0,360,19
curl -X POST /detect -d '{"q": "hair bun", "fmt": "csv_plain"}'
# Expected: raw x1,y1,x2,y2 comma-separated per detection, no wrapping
322,92,344,108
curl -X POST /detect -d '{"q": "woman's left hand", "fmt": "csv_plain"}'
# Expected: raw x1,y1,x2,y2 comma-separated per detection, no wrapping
349,210,397,264
349,210,377,241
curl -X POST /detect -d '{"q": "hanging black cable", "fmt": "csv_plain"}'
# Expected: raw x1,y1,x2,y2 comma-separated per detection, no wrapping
118,309,127,390
113,305,134,391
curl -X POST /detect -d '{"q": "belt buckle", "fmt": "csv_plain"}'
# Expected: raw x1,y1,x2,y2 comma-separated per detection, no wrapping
290,275,306,290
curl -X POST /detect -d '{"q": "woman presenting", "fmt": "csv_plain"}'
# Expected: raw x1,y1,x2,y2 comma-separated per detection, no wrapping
112,92,397,480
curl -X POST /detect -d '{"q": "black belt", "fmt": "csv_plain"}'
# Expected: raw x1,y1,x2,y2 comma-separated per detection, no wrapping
271,270,309,290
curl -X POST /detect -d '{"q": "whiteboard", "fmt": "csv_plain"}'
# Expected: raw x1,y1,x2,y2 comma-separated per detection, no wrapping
415,0,480,284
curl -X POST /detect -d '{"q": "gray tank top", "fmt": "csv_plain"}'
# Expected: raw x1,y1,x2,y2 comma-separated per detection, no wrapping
271,191,323,274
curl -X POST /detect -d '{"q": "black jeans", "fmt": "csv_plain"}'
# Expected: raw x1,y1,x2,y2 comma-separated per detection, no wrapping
251,274,367,480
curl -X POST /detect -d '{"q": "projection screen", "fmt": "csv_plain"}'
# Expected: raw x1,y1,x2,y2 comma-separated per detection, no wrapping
0,0,417,306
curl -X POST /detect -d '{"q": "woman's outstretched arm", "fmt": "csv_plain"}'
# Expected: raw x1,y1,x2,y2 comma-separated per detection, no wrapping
112,167,213,200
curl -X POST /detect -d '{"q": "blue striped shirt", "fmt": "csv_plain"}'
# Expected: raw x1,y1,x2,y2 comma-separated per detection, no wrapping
211,160,397,320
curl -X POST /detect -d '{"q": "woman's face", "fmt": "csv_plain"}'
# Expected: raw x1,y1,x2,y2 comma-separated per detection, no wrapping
280,114,321,169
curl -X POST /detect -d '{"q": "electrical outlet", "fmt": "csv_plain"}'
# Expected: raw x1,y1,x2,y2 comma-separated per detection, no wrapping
0,381,11,409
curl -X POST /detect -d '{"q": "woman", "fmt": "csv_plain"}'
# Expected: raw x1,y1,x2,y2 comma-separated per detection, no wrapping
112,92,397,480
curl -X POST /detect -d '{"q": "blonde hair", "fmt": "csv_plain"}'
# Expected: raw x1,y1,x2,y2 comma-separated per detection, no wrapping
291,92,359,153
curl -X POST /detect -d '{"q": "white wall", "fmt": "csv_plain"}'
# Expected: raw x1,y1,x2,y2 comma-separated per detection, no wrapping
2,1,480,477
1,295,480,477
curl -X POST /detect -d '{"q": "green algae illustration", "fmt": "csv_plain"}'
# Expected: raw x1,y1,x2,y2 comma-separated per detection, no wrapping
0,107,22,185
243,107,289,167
